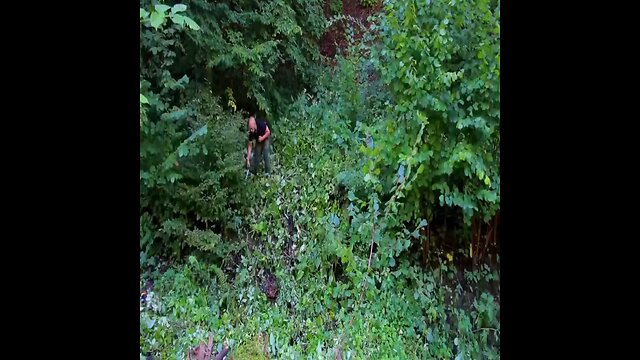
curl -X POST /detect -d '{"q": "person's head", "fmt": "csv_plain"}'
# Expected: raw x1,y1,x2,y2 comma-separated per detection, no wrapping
248,115,257,134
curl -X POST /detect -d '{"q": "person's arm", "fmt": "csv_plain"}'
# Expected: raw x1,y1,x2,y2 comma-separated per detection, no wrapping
258,125,271,143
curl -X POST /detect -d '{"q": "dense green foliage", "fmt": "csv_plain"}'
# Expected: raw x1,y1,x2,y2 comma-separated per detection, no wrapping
330,0,343,16
184,0,326,116
362,0,501,229
140,3,249,259
140,0,500,358
360,0,379,8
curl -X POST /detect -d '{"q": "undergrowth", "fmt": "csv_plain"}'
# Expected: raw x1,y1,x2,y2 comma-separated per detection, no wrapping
140,54,500,357
140,1,500,358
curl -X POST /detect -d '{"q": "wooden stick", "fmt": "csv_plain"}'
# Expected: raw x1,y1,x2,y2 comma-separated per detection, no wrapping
207,333,214,359
214,345,230,360
349,221,375,326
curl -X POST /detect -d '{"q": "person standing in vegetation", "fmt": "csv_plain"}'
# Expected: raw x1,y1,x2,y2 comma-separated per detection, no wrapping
246,115,271,175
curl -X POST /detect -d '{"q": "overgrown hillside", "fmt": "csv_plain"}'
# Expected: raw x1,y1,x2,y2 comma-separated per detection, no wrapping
140,1,500,359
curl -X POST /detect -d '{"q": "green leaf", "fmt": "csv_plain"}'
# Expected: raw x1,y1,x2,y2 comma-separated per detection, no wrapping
160,109,188,122
484,175,491,186
479,190,497,203
426,329,433,342
397,164,405,183
171,14,186,26
178,145,189,157
168,173,181,183
140,94,149,104
149,11,165,29
177,74,190,86
389,257,396,267
183,16,201,31
171,4,187,14
193,125,208,138
140,8,149,19
418,218,428,228
154,4,171,14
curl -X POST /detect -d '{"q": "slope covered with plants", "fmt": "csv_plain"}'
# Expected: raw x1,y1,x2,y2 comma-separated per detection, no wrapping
140,1,500,359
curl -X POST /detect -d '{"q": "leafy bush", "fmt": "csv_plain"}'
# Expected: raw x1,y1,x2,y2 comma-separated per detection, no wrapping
183,0,327,116
371,0,501,228
361,0,379,8
330,0,343,16
140,3,253,259
140,89,251,258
